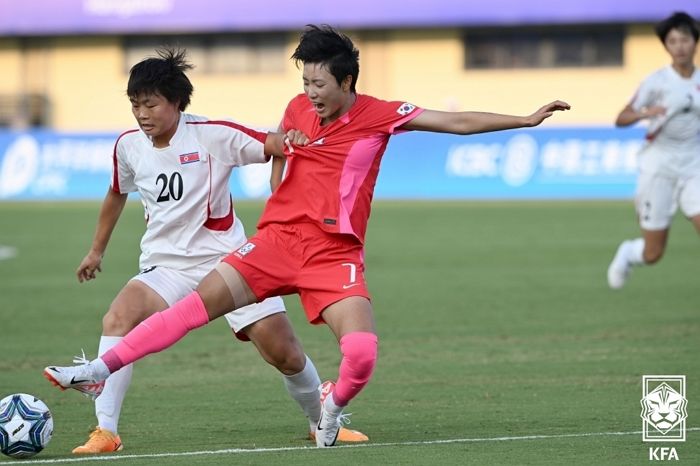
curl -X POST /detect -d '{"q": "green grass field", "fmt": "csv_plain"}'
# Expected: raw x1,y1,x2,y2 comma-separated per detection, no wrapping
0,200,697,465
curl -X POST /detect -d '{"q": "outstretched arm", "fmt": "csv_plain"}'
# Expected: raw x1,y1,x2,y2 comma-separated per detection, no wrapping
402,100,571,135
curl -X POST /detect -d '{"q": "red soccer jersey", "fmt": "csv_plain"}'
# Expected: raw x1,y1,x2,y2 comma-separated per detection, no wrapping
258,93,423,243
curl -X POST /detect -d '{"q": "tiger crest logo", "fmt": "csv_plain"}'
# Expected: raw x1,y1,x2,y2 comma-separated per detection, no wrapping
641,376,687,442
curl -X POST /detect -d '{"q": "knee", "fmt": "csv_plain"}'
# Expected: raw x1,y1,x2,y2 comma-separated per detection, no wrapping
340,332,378,378
256,337,306,375
102,306,142,336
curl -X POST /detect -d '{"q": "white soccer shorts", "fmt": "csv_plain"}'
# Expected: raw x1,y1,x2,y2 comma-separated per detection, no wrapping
131,264,286,334
635,171,700,230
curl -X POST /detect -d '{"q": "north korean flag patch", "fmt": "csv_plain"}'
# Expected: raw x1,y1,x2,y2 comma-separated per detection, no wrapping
179,152,200,164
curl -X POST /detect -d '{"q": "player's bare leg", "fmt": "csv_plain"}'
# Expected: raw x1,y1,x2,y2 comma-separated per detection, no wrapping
72,281,168,454
103,280,169,335
44,264,256,391
243,313,369,443
244,314,319,431
640,228,669,264
200,263,258,320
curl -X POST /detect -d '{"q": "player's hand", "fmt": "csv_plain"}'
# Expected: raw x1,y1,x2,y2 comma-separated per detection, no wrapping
285,129,310,146
76,250,103,283
525,100,571,127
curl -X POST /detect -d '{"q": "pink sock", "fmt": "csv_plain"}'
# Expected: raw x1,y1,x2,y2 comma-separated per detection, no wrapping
101,292,210,373
332,332,378,407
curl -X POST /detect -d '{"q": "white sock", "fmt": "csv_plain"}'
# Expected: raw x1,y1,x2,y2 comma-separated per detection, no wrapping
95,336,134,435
323,391,345,416
626,238,646,266
282,355,322,431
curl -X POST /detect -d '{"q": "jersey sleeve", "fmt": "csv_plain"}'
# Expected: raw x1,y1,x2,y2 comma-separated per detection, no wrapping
111,133,137,194
281,97,298,132
194,120,270,167
370,98,424,135
629,75,658,112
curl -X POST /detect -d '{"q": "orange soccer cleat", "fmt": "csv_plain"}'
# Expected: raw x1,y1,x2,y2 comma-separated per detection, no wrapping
309,426,369,443
71,427,123,454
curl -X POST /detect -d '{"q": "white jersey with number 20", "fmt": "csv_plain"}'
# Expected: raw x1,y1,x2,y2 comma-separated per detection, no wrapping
111,113,270,271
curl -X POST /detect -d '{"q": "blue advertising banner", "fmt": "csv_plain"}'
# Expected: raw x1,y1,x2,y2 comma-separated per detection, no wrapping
379,127,645,199
0,130,276,201
0,131,115,200
0,127,645,201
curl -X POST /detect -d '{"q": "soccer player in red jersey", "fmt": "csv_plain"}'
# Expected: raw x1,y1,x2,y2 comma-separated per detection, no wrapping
45,25,570,447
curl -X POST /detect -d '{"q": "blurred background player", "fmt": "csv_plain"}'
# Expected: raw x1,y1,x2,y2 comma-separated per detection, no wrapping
44,25,569,448
607,12,700,289
49,47,366,454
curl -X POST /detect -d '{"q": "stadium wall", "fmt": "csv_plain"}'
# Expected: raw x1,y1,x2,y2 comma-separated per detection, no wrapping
0,25,673,130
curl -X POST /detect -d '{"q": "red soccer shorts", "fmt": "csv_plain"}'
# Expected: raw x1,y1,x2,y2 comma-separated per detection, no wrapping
222,222,370,324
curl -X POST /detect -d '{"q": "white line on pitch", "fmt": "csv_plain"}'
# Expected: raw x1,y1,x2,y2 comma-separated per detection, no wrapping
13,427,699,464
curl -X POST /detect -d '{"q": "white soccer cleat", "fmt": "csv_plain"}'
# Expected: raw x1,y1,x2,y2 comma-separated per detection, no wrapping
315,381,352,448
607,241,632,290
315,405,345,448
309,380,369,444
43,351,105,400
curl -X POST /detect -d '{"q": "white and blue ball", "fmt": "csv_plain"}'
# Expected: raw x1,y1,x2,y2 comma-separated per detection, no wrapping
0,393,53,459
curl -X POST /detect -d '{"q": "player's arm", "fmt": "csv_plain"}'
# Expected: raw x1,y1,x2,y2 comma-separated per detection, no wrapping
615,103,666,127
263,129,310,158
76,188,128,283
269,122,285,191
402,100,570,135
270,156,286,192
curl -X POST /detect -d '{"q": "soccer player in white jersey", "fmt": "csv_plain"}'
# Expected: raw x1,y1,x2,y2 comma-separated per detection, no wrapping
608,12,700,289
47,47,366,454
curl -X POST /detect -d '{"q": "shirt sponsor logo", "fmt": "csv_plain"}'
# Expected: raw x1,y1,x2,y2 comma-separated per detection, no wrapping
397,103,416,116
179,152,200,164
312,138,325,145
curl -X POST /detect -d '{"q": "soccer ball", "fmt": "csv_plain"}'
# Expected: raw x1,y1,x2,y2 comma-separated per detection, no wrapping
0,394,53,459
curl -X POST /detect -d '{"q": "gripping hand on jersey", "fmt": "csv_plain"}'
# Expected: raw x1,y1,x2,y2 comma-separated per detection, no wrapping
266,130,309,157
284,129,310,153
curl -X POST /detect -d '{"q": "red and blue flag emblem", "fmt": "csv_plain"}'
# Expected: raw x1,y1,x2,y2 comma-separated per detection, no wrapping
179,152,200,164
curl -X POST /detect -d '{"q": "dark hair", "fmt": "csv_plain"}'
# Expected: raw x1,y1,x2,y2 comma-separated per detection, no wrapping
291,24,360,92
127,47,194,111
655,11,699,43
